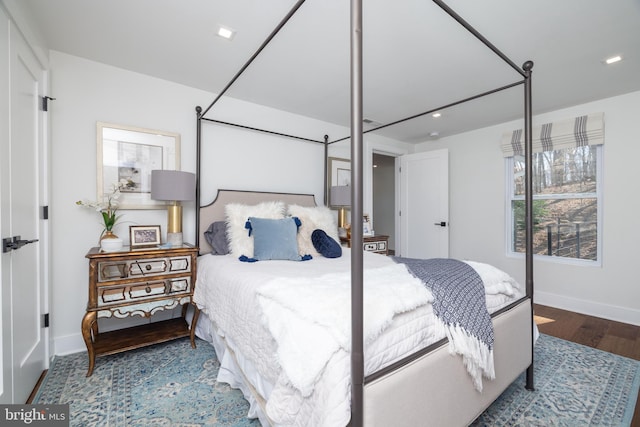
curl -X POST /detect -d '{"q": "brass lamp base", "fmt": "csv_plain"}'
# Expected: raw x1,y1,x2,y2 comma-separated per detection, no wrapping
338,207,348,229
167,204,182,234
166,203,183,246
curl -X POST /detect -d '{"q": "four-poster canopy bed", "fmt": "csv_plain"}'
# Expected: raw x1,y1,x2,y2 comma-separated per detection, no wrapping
191,0,535,425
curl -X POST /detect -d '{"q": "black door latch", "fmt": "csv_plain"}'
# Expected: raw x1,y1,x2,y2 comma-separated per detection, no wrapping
2,236,39,253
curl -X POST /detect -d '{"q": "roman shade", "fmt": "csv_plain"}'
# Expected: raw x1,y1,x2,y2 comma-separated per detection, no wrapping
501,112,604,157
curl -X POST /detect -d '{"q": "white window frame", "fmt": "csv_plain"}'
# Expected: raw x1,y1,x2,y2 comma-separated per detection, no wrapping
505,145,603,266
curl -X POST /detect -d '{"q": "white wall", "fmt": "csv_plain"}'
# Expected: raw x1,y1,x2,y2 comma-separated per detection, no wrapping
49,51,409,355
414,91,640,325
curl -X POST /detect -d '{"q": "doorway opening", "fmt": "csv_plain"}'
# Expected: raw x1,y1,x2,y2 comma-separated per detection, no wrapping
372,153,396,255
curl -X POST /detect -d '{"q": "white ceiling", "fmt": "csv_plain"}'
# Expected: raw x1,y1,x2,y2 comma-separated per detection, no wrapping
20,0,640,143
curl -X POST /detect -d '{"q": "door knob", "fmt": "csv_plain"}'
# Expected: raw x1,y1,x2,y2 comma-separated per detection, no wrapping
2,236,39,253
433,221,447,227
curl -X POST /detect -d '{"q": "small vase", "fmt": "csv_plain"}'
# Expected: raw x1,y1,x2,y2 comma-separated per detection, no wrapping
100,230,123,252
101,230,118,240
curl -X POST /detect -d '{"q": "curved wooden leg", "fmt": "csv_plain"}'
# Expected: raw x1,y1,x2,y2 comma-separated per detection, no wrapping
82,311,97,376
190,305,200,349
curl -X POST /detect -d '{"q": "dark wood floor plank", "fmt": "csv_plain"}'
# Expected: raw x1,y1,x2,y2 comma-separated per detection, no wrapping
571,316,609,348
533,305,584,339
596,335,637,360
608,320,640,341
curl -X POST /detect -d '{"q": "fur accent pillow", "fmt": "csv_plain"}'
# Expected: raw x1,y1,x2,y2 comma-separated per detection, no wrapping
287,205,339,257
225,201,285,257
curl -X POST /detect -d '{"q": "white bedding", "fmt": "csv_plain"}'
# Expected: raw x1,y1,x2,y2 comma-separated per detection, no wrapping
193,249,523,427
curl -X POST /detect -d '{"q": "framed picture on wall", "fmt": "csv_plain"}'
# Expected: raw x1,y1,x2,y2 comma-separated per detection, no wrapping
363,214,373,236
97,122,181,209
328,157,350,206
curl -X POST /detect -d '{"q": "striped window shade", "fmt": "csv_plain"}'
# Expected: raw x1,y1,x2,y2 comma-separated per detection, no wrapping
500,112,604,157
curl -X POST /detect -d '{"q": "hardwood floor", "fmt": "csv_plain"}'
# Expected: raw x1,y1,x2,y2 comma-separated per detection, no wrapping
534,304,640,427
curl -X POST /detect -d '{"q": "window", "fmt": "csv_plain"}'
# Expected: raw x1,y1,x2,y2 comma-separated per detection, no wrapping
502,114,603,263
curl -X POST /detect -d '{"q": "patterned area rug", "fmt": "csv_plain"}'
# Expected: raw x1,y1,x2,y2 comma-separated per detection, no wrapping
34,335,639,426
34,338,259,426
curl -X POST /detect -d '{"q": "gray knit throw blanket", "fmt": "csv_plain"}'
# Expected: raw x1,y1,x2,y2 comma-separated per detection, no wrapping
392,257,495,390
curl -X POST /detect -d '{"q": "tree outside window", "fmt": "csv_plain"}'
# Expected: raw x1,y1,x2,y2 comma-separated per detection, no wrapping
509,145,600,261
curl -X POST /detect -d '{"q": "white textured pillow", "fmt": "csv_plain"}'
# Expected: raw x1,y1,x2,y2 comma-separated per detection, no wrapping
287,205,339,257
225,201,285,257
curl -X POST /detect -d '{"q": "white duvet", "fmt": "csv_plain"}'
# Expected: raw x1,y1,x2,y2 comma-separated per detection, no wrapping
193,250,522,427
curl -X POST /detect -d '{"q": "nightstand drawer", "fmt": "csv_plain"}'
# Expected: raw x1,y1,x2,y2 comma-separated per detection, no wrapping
129,259,168,276
97,256,192,282
168,278,189,293
364,242,378,251
97,277,192,307
130,281,166,299
364,240,387,252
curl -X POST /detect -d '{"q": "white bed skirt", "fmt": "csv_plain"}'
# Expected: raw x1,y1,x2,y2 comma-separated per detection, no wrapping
194,298,533,427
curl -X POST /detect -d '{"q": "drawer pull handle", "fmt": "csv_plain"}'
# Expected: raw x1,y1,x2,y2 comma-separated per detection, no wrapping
145,265,152,271
145,286,151,293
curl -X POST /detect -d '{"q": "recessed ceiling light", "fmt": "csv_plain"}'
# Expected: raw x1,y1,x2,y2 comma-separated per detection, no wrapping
432,112,441,118
217,26,235,40
605,55,622,65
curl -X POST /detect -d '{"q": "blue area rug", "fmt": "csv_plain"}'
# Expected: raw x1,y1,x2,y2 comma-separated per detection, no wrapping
473,334,639,426
34,335,639,426
34,338,258,426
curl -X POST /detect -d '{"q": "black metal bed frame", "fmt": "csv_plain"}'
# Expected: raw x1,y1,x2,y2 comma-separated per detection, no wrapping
194,1,535,425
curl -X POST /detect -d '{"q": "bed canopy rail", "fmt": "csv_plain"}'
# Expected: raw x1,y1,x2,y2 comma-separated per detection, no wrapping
198,0,307,119
195,0,535,425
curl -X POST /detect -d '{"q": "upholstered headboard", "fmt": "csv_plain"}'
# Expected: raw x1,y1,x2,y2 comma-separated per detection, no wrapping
198,189,317,255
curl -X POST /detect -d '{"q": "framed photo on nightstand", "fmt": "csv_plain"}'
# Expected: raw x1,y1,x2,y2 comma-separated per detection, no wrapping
129,225,161,248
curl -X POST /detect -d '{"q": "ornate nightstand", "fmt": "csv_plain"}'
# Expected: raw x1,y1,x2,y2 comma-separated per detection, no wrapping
82,244,200,376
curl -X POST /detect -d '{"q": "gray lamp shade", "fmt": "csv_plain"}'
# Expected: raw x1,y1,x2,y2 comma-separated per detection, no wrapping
151,170,196,201
330,185,351,207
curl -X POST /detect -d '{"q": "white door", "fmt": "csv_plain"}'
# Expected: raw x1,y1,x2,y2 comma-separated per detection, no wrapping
0,8,48,404
398,149,449,259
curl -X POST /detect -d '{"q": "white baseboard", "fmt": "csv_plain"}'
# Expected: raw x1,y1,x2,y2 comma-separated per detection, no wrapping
53,333,86,356
535,291,640,326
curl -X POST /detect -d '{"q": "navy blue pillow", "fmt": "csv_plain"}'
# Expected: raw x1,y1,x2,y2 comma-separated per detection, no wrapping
311,229,342,258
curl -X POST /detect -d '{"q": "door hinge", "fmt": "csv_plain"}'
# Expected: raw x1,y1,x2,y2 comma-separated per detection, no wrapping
43,313,50,328
41,96,56,111
42,206,49,220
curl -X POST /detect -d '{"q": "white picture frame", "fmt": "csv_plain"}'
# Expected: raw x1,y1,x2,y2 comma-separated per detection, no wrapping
328,157,351,207
363,213,373,236
129,225,162,248
97,122,180,209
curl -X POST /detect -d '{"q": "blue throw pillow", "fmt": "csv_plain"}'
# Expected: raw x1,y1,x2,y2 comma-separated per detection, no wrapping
245,217,304,261
311,229,342,258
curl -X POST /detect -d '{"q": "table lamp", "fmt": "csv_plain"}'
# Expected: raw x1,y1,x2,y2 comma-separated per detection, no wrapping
330,185,351,233
151,170,196,246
